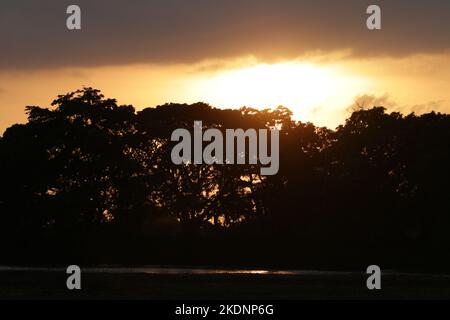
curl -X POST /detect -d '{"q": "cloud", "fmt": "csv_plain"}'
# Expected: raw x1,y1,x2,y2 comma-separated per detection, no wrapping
348,94,397,111
409,100,446,114
348,94,449,118
1,0,449,70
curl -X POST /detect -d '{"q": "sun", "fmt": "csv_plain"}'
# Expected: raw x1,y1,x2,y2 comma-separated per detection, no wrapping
193,61,371,125
210,63,337,109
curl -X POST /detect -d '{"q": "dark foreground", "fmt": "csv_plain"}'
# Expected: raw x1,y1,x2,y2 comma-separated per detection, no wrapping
1,270,450,299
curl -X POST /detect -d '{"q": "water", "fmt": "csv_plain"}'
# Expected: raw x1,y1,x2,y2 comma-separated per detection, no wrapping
1,265,450,298
0,265,448,278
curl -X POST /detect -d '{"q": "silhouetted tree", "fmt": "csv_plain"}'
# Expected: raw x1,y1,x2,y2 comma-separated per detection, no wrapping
1,88,450,268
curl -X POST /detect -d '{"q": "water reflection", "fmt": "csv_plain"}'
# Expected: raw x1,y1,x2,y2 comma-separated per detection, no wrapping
1,266,448,278
0,266,299,275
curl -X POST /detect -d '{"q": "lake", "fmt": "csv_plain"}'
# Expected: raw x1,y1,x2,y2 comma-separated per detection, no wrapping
1,266,449,299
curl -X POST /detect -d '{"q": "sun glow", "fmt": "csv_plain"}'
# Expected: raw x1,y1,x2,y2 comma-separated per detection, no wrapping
194,62,371,126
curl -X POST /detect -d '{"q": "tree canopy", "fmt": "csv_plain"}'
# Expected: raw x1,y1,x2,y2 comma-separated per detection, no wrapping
1,88,450,268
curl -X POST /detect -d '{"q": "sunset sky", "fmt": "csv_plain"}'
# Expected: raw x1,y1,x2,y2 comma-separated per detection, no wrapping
1,0,449,133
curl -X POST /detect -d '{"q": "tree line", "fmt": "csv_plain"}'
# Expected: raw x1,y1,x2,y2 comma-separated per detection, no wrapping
1,87,449,269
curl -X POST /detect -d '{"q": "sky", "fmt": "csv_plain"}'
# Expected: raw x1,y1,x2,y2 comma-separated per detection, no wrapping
1,0,449,132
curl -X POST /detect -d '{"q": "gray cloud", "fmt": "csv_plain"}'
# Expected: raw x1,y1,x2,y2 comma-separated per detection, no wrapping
348,94,397,111
348,94,449,118
409,100,446,114
1,0,449,70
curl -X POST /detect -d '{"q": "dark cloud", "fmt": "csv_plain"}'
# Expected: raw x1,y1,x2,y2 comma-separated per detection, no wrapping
1,0,449,70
